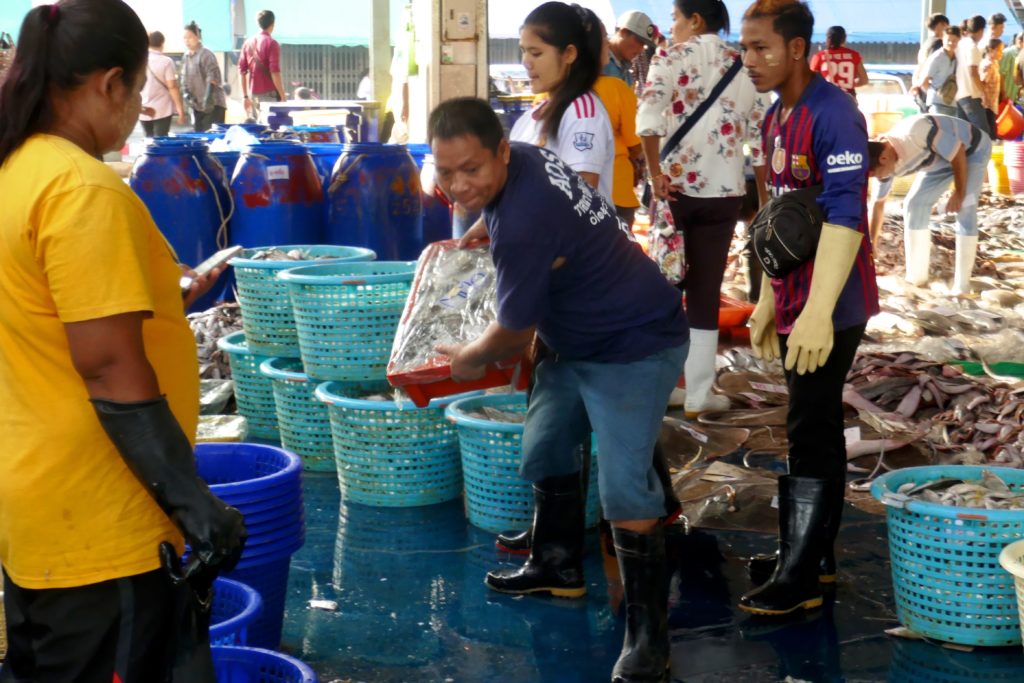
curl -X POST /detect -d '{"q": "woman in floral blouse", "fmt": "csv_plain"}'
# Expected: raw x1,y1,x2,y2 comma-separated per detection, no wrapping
638,0,769,416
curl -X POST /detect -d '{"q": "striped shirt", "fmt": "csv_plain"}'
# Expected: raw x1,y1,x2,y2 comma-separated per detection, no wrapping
762,75,879,334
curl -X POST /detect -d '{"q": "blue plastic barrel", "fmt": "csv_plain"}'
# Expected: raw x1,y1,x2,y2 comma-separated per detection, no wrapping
305,143,347,186
229,141,325,247
172,131,223,142
291,125,341,143
209,150,241,183
405,144,452,245
325,143,423,259
129,139,229,312
214,122,269,137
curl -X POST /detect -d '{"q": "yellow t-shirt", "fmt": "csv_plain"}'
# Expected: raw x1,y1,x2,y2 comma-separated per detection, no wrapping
0,135,197,589
592,75,642,209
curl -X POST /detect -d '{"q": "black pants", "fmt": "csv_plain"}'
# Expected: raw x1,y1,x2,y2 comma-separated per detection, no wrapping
141,116,172,138
778,323,866,483
1,568,178,683
668,194,742,329
193,106,226,133
615,205,636,231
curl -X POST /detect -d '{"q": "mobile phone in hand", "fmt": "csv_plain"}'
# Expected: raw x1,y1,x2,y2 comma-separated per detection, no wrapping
180,245,244,291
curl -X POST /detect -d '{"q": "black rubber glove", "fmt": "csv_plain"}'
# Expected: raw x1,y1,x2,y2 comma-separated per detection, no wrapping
92,396,247,572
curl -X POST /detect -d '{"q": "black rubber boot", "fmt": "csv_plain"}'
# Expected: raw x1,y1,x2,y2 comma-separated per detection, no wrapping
747,479,844,586
485,472,586,598
611,526,670,683
496,442,680,554
738,476,828,616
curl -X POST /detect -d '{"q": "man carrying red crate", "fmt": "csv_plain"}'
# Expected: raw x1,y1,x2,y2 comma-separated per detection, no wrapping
429,97,689,682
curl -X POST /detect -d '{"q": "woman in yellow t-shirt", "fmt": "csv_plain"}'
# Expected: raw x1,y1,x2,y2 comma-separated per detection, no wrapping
0,1,244,681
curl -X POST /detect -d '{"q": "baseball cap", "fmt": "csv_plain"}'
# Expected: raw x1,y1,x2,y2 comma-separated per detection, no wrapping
618,10,657,47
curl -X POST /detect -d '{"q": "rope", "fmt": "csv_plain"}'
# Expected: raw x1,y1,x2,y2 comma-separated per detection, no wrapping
192,154,234,250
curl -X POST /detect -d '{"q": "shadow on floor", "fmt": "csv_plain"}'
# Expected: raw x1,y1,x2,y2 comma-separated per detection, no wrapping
281,472,1024,683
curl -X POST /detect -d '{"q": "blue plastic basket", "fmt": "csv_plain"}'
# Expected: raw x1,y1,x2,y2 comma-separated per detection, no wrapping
195,442,302,495
445,393,601,534
231,245,376,356
216,331,280,440
211,645,317,683
260,357,336,471
315,382,470,507
277,261,416,381
210,578,264,646
224,556,294,650
871,465,1024,647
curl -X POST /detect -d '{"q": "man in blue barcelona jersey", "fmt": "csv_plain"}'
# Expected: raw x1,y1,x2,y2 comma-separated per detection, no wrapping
737,0,879,617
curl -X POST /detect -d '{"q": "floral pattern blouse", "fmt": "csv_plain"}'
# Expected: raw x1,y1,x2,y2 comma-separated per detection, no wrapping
637,34,770,198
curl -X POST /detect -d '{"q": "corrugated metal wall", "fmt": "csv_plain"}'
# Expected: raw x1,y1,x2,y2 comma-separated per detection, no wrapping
280,45,370,100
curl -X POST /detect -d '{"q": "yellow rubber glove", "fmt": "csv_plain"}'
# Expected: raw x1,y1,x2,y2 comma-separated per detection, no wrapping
784,222,864,375
748,272,780,361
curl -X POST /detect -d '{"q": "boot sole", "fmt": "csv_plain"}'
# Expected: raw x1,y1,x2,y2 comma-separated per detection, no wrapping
737,596,823,616
485,579,587,599
494,541,530,556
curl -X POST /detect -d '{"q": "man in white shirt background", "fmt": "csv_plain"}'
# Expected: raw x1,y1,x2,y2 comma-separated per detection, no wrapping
956,15,991,137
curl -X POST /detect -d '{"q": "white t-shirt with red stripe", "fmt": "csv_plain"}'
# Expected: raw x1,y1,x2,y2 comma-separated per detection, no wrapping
510,90,614,205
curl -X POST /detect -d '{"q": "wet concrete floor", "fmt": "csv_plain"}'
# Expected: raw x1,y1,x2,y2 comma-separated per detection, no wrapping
280,471,1024,682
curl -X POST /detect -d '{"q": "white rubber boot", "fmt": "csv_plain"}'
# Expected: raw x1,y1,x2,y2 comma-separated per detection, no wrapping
683,329,729,418
952,234,979,295
904,228,932,287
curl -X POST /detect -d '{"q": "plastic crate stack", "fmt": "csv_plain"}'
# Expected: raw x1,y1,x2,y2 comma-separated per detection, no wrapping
273,261,470,508
228,245,375,471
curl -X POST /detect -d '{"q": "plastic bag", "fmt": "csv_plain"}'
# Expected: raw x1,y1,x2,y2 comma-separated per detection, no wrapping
646,200,686,284
199,379,234,415
387,240,529,406
196,415,249,443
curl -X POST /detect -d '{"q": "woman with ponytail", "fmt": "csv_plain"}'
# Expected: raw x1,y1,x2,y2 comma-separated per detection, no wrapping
0,2,244,680
511,2,615,203
638,0,770,417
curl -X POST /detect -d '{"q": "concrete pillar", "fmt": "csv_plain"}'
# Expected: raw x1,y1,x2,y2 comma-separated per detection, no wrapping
371,0,391,109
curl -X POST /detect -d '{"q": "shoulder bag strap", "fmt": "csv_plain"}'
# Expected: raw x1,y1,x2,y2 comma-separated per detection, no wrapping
247,42,276,90
660,55,743,162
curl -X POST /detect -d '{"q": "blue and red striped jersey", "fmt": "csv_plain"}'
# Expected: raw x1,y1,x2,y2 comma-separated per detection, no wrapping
762,75,879,334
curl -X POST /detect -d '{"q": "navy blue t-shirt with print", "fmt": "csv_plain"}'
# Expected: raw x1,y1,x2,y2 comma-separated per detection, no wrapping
483,142,688,362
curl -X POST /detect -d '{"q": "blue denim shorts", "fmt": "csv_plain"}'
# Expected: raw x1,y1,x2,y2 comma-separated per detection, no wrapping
520,343,689,521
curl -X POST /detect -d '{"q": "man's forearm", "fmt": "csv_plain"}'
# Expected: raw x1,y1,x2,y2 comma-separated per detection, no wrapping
950,147,968,195
462,322,535,368
272,73,286,100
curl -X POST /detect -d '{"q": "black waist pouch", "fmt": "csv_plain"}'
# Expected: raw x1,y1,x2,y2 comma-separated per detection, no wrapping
751,185,824,279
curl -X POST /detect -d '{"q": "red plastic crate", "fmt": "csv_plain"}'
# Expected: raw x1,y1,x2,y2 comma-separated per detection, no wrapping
390,359,530,408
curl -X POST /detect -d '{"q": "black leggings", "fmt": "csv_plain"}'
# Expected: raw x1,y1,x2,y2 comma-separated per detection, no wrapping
668,194,742,330
779,323,866,483
141,116,172,138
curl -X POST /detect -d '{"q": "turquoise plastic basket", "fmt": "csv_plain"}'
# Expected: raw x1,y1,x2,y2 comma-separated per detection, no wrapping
231,245,376,357
445,393,601,534
216,331,279,440
259,357,335,472
871,465,1024,647
278,262,416,381
315,382,477,507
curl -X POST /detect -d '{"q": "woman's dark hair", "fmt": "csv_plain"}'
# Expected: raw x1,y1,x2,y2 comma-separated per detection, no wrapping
743,0,814,59
674,0,730,37
927,13,949,30
825,25,845,49
867,141,885,172
965,15,986,35
428,97,505,154
522,2,603,142
257,10,275,31
148,30,164,48
185,20,202,38
986,38,1004,54
0,0,147,166
946,26,961,38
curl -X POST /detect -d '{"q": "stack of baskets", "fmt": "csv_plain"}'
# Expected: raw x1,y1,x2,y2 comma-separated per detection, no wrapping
197,442,306,649
274,261,472,508
228,245,375,470
446,393,601,534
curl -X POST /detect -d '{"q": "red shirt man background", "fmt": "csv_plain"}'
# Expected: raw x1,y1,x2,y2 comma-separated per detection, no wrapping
239,9,286,118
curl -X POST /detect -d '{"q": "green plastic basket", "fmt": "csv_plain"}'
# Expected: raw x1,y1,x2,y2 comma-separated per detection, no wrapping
278,262,416,382
215,331,279,440
259,357,335,472
231,245,376,357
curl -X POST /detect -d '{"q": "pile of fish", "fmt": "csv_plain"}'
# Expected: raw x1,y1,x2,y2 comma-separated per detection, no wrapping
466,407,525,424
246,247,330,261
389,243,497,377
895,470,1024,509
189,303,243,379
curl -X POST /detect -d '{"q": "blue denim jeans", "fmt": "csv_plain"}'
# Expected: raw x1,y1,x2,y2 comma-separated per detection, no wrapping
928,103,957,117
520,343,688,521
904,134,992,237
956,97,991,137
